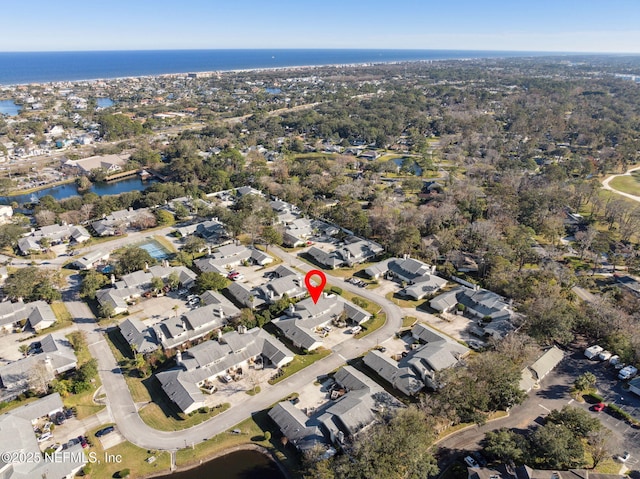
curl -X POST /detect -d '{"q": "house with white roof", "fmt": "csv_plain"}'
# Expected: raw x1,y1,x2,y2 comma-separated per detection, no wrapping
194,245,273,275
71,249,110,270
17,224,90,255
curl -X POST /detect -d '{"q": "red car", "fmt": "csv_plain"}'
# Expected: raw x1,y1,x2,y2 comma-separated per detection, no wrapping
593,402,606,412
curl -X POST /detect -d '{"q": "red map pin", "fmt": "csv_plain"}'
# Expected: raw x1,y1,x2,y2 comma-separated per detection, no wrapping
304,270,327,304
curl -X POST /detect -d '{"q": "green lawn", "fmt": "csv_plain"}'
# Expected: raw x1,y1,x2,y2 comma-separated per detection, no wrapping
153,234,177,253
139,401,230,431
268,349,331,385
356,313,387,338
609,174,640,196
84,424,171,479
385,291,425,309
402,316,417,328
62,331,105,419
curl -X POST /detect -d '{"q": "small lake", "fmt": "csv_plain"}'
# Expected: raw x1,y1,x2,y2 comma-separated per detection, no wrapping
0,176,155,205
0,100,22,116
97,98,114,108
391,157,423,176
156,449,285,479
265,88,281,94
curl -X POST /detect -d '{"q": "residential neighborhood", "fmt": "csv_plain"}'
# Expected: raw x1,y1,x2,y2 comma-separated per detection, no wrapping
0,55,639,479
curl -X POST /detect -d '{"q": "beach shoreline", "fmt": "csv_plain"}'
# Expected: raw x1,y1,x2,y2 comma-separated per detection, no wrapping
0,48,546,87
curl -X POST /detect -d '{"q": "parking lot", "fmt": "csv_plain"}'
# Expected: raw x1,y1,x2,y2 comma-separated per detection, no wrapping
552,350,640,464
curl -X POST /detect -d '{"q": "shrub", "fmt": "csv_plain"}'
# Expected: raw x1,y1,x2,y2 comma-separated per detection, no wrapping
199,407,209,414
352,297,368,308
329,286,343,295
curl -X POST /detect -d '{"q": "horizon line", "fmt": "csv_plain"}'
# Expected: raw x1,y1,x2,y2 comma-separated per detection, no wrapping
1,47,639,55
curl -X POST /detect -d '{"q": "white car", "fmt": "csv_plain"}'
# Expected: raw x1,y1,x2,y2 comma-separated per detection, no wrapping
464,456,479,468
618,451,631,463
609,355,620,366
350,326,362,334
37,432,52,443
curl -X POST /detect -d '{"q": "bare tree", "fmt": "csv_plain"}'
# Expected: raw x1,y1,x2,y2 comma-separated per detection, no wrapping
34,210,56,227
588,429,611,469
28,360,51,394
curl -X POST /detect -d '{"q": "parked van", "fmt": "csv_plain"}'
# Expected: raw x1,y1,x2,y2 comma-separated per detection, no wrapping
618,365,638,380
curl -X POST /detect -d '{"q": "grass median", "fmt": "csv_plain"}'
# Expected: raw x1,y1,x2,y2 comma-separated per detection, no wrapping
268,348,331,385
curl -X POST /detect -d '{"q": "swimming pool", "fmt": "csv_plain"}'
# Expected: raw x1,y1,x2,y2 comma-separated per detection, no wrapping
137,239,172,260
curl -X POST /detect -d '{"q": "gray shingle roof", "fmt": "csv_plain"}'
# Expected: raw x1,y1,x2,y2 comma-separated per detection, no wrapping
157,328,294,412
119,318,158,354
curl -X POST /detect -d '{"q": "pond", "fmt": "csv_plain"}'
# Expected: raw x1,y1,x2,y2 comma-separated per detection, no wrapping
0,176,156,205
265,88,281,94
0,100,22,116
97,97,114,108
156,449,285,479
391,157,423,176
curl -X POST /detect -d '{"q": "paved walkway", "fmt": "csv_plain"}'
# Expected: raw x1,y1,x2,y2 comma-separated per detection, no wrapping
602,165,640,203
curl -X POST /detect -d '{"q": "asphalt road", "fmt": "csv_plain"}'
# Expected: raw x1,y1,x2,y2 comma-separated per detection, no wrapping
436,348,640,472
62,245,403,451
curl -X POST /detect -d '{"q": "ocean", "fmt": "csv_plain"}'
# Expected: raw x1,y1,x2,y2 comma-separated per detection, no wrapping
0,49,549,85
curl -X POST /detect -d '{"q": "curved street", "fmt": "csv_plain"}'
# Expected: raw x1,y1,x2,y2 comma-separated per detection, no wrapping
601,165,640,203
64,245,403,451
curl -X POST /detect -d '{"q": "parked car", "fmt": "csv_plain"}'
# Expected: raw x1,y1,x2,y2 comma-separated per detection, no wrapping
464,456,479,468
52,411,66,425
609,355,620,367
593,402,606,412
618,451,631,463
618,365,638,380
95,426,115,437
220,374,233,383
37,432,52,443
471,452,488,467
231,274,245,281
350,326,362,334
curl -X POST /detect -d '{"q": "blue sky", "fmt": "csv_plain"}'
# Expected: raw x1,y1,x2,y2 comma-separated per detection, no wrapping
3,0,640,53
